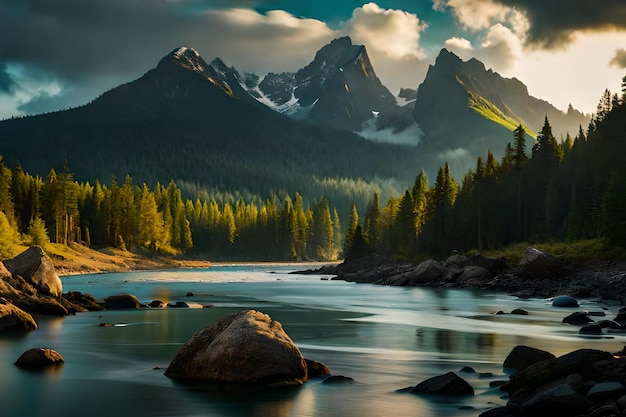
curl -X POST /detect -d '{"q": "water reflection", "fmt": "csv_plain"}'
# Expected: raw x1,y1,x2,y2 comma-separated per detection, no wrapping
2,269,624,417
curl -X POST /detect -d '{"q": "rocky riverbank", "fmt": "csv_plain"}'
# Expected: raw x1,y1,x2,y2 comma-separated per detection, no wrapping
299,248,626,304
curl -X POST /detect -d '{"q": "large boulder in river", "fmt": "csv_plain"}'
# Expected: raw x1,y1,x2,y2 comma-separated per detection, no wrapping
105,294,141,309
516,247,565,279
503,345,556,372
0,299,38,331
3,246,63,297
501,349,615,394
409,372,474,396
14,348,64,369
165,310,308,385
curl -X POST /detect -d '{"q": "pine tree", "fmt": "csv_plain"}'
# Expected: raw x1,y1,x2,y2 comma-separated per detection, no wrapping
394,190,417,259
343,204,359,257
0,210,19,258
364,192,382,252
28,216,49,248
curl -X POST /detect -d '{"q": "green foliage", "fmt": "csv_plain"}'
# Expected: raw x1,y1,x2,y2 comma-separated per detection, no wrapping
0,211,19,259
28,217,49,248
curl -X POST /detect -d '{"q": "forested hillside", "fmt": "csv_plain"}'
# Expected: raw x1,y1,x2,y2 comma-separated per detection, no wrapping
344,80,626,260
0,162,341,261
0,46,418,223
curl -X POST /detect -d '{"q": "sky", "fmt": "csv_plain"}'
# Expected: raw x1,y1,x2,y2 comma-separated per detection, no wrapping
0,0,625,119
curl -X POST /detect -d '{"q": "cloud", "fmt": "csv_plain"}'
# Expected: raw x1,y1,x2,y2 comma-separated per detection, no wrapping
610,48,626,68
497,0,626,48
436,0,626,49
0,65,14,93
342,3,430,93
433,0,510,31
0,0,336,116
444,24,522,74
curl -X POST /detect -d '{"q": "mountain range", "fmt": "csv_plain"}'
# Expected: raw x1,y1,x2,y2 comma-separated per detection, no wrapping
0,37,591,206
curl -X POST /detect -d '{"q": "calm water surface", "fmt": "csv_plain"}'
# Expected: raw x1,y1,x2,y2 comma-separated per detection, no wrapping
1,265,624,417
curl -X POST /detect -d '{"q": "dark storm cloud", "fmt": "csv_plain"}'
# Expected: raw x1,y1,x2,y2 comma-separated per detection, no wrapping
0,65,14,93
610,49,626,69
0,0,339,113
0,0,264,111
498,0,626,48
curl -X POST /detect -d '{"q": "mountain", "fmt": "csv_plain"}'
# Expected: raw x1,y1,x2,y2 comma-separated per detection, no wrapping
403,49,590,178
245,37,398,132
0,47,418,212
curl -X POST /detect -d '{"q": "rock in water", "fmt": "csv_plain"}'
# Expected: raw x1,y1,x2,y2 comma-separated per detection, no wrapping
0,300,38,331
410,372,474,396
552,295,579,308
104,294,141,309
503,345,555,372
15,348,64,369
165,310,308,385
4,246,63,297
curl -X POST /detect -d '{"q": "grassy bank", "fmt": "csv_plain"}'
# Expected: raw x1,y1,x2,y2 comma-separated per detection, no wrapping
32,243,212,276
482,239,626,267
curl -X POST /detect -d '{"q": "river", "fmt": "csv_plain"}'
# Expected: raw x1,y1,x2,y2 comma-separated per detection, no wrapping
1,265,624,417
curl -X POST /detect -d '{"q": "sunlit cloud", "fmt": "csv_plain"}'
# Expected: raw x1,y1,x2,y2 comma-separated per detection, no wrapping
609,48,626,69
443,23,522,74
341,2,429,93
433,0,510,31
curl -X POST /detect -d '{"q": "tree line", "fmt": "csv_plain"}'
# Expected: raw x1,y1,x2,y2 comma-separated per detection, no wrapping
0,161,341,261
344,77,626,260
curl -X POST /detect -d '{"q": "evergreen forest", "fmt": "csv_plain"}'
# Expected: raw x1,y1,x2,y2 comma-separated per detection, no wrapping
1,78,625,264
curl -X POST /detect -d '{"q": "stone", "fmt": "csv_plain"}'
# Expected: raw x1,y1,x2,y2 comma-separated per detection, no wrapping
322,375,354,384
579,323,603,335
165,310,308,385
562,311,593,325
552,295,579,308
410,372,474,396
3,246,63,297
167,301,189,308
478,407,513,417
104,294,141,309
148,300,165,308
517,247,564,279
305,359,331,378
510,309,529,315
520,384,593,416
566,373,584,391
587,404,620,417
501,349,615,394
456,265,492,284
503,345,555,373
384,259,449,286
0,300,38,331
587,382,626,401
14,348,64,369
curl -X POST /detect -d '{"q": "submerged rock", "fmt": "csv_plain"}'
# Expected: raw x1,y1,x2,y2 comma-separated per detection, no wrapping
165,310,308,385
409,372,474,396
322,375,354,384
15,348,64,369
562,311,593,325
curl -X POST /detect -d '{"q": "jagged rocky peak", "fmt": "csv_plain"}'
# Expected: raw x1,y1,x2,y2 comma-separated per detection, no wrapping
258,72,296,106
162,46,208,73
433,48,463,69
